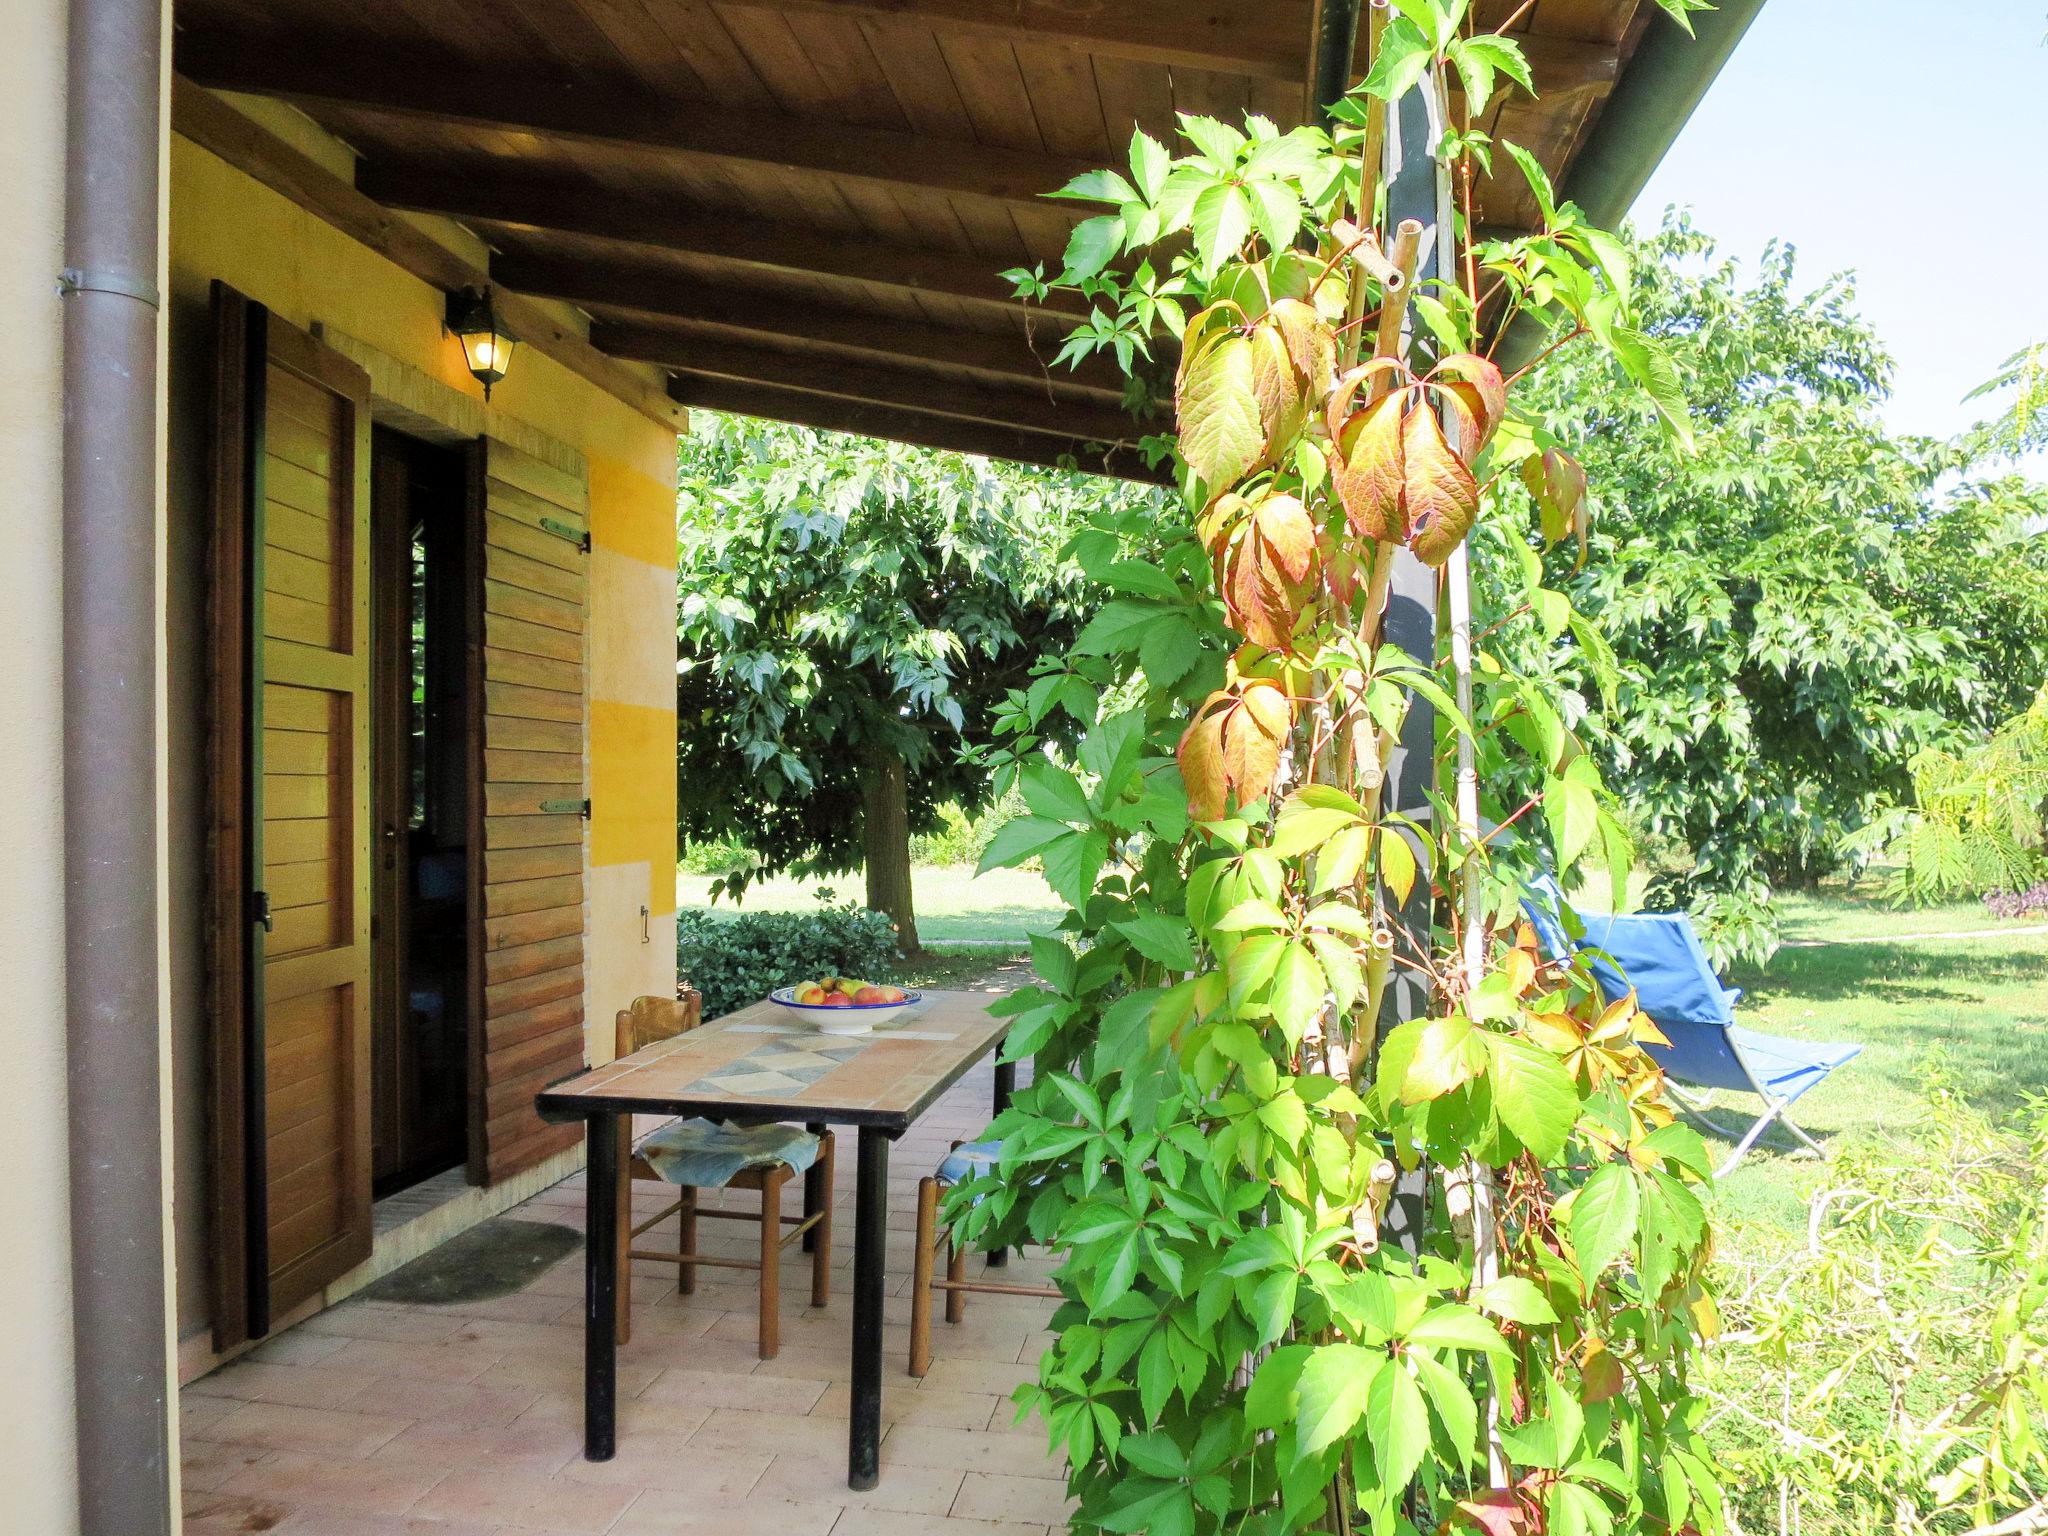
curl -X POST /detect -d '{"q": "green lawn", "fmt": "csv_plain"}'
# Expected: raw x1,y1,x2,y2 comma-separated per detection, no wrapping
677,863,1064,945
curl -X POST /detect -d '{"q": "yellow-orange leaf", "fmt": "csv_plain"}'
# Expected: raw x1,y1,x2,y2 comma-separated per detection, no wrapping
1177,699,1230,822
1267,298,1336,399
1223,493,1319,651
1225,679,1293,808
1401,407,1479,567
1430,353,1507,454
1333,390,1408,543
1248,321,1304,452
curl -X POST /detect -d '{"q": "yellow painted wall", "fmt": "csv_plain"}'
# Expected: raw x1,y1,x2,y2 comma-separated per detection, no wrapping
0,1,84,1524
164,105,679,1346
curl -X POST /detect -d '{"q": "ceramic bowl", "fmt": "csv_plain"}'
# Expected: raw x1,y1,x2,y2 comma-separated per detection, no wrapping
767,986,920,1036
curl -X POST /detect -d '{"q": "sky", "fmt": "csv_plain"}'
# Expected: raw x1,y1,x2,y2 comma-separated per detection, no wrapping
1631,0,2047,453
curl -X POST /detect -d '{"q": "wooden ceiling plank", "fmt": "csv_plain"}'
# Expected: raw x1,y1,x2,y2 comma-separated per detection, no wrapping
507,259,1123,393
673,0,1312,82
656,333,1145,442
356,161,1088,319
670,375,1166,481
170,77,686,434
175,29,1102,214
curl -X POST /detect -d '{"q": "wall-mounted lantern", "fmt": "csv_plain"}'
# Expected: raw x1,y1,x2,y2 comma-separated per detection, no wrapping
446,285,516,400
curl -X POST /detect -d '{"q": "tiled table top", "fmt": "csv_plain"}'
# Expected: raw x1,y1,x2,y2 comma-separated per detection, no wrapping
536,990,1012,1131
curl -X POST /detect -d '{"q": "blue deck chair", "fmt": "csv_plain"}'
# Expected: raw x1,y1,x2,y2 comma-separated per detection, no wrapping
1523,878,1860,1176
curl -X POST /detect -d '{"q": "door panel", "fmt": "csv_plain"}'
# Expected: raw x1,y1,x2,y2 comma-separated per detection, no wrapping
207,284,374,1344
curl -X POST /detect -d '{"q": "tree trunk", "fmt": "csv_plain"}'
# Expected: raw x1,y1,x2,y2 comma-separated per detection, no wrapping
860,745,921,956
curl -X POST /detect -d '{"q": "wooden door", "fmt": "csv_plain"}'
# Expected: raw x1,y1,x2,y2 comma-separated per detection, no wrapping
208,284,374,1344
470,439,589,1182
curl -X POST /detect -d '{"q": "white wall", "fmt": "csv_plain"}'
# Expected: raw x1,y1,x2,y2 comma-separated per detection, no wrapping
0,0,82,1527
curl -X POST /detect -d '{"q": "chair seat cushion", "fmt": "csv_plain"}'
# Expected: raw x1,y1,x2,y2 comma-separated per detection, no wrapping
937,1140,1001,1185
636,1118,819,1189
1726,1026,1861,1099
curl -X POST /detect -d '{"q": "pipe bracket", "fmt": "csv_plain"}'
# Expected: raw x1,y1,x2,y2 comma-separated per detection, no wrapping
57,266,161,308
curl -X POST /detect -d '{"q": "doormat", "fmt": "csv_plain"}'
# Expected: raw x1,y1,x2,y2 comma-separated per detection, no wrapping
359,1217,582,1306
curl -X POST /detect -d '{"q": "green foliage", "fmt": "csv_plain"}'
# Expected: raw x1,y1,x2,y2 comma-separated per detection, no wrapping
1845,686,2048,904
1966,339,2048,461
907,793,1025,866
952,15,1728,1530
677,835,756,876
675,412,1154,898
1513,217,2048,965
674,901,897,1019
1706,1072,2048,1533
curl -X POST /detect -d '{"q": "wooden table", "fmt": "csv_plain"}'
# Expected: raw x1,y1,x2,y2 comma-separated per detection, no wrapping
535,990,1015,1490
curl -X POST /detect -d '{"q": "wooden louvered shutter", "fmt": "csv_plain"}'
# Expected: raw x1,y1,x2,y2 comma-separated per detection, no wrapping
470,438,589,1181
207,284,375,1343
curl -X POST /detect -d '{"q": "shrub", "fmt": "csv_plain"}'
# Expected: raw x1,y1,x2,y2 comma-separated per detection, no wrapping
1986,880,2048,919
675,899,899,1018
906,794,1024,866
678,836,758,876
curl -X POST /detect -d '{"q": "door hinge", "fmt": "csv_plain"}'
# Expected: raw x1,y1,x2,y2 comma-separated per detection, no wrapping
539,797,591,818
252,889,274,933
539,515,592,553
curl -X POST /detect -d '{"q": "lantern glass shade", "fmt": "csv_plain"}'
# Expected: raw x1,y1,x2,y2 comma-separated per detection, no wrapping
447,286,516,398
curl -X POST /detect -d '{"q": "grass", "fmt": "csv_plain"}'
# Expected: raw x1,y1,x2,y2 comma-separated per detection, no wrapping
677,863,1064,945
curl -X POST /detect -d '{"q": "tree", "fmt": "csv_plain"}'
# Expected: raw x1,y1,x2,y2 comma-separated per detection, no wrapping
1516,217,2048,961
674,412,1150,952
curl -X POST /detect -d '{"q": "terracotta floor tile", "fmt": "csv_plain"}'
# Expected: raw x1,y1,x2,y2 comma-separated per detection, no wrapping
319,1335,511,1385
825,1508,1050,1536
188,1360,382,1410
640,1367,829,1415
408,1467,638,1533
819,1382,1001,1431
556,1431,769,1500
880,1424,1060,1479
301,1304,467,1345
181,1437,270,1493
369,1416,583,1479
470,1355,662,1401
272,1514,502,1535
512,1391,709,1441
342,1375,542,1431
207,1401,412,1460
912,1357,1039,1398
751,1445,964,1518
248,1330,355,1368
951,1471,1075,1524
683,1407,828,1455
609,1488,841,1536
180,1489,293,1533
221,1448,444,1516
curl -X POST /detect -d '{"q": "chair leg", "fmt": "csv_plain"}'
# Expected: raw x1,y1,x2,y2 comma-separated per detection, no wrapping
676,1184,697,1297
758,1166,786,1360
615,1125,634,1348
944,1226,967,1326
909,1175,938,1378
810,1133,835,1308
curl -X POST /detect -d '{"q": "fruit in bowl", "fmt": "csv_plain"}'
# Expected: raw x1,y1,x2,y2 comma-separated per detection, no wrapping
771,977,918,1034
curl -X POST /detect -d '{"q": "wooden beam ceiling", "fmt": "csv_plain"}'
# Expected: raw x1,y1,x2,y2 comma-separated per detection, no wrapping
490,252,1123,398
669,375,1167,483
174,31,1101,215
633,330,1148,445
168,76,686,434
356,164,1089,321
696,0,1308,80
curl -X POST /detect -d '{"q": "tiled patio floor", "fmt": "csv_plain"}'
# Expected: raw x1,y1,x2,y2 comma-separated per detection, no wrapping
180,1046,1068,1535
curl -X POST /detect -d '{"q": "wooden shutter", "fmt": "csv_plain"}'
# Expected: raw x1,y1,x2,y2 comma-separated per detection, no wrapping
207,284,375,1343
470,438,589,1182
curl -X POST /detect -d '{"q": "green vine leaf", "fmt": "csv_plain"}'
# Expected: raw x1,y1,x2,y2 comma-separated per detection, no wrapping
1568,1163,1641,1294
1296,1343,1383,1457
1486,1033,1580,1162
1177,332,1264,491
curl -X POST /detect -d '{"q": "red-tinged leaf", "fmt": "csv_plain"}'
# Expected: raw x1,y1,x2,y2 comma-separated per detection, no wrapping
1224,493,1319,651
1401,406,1480,566
1521,447,1587,550
1267,298,1335,398
1581,1335,1625,1402
1323,356,1410,443
1177,332,1263,491
1429,353,1507,453
1447,1489,1537,1536
1177,700,1230,821
1223,680,1293,807
1333,390,1409,543
1248,321,1304,452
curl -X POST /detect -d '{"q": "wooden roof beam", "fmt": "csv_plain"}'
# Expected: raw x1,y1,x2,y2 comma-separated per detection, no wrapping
652,334,1151,445
167,77,686,434
491,252,1125,398
357,163,1089,322
174,31,1101,216
670,376,1167,483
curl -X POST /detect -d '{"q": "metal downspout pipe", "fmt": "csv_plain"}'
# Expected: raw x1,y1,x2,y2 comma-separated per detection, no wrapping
60,0,173,1527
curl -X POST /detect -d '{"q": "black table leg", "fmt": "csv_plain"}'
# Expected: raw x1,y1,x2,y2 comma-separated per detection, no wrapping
802,1120,826,1252
987,1059,1017,1268
848,1126,889,1490
583,1110,619,1462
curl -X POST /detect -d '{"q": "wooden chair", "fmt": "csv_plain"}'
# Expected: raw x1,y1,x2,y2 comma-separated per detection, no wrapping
612,995,833,1358
908,1139,1057,1378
